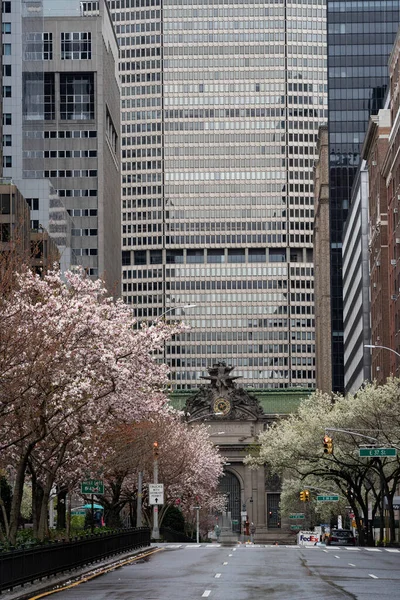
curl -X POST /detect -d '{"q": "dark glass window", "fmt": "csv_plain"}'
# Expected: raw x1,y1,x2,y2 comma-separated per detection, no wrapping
207,249,225,263
248,248,266,262
134,250,146,265
166,249,183,263
150,249,162,264
23,73,55,120
122,250,131,266
187,249,204,263
228,249,245,263
60,73,94,120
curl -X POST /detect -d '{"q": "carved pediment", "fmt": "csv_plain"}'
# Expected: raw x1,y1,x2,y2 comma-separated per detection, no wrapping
185,362,264,421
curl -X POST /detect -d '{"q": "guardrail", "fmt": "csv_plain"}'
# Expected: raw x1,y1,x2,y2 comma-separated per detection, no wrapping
0,527,150,593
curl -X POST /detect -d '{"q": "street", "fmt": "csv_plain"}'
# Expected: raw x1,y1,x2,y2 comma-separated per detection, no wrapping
48,543,400,600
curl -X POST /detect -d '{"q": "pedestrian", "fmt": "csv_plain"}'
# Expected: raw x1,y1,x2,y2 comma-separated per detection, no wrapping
214,524,221,542
250,522,256,543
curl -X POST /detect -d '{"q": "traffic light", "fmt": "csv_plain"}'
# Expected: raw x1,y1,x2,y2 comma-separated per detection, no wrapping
153,441,159,458
323,435,333,454
305,490,310,502
300,490,306,502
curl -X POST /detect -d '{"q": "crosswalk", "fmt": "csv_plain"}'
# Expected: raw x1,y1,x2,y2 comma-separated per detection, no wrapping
163,543,400,553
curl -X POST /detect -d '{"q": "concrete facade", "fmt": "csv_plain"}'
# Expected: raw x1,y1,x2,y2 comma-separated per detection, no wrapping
313,125,332,394
4,0,121,293
363,109,392,383
342,162,371,393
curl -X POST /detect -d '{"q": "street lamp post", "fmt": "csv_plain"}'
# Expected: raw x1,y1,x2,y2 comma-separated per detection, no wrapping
364,344,400,359
151,442,160,540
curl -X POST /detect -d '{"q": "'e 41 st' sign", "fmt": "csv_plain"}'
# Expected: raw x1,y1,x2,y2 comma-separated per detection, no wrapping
359,448,397,458
81,479,104,494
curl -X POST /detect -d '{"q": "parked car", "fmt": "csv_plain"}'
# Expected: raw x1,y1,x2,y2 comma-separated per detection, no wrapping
326,529,355,546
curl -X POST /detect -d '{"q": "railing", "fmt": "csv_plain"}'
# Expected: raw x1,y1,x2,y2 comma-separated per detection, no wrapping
160,527,196,543
0,527,150,593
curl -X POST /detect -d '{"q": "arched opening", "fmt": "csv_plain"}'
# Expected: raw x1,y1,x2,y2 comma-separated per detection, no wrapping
218,472,241,533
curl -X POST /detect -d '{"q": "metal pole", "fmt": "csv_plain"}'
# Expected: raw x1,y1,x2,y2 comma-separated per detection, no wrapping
151,454,160,539
91,494,94,534
196,507,200,543
137,471,143,528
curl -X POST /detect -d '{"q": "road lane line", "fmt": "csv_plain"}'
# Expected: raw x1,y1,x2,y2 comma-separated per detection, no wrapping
233,548,237,551
385,548,400,552
348,563,356,567
229,553,233,556
223,562,228,565
365,548,382,552
369,574,378,579
187,545,201,548
202,591,211,597
215,573,221,578
335,555,340,559
323,550,328,553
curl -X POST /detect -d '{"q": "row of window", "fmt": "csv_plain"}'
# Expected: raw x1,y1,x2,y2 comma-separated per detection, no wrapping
23,130,97,139
23,150,97,159
23,170,98,178
123,234,288,247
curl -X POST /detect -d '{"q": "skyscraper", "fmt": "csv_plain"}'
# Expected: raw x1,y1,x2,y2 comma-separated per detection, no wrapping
4,0,121,292
110,0,327,390
327,0,400,392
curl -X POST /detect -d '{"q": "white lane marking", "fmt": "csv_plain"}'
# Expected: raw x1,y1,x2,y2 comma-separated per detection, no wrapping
229,554,233,556
167,545,182,548
202,591,211,597
187,545,202,548
385,548,400,553
335,555,340,559
286,545,301,548
215,573,221,578
223,562,228,565
323,550,328,553
233,548,237,551
365,548,382,552
348,563,356,567
369,574,378,579
206,544,221,548
345,547,360,551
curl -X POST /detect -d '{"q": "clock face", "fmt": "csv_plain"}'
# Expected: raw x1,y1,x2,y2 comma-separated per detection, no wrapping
214,397,231,416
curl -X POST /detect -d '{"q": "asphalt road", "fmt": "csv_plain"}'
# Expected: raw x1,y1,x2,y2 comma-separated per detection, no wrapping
49,543,400,600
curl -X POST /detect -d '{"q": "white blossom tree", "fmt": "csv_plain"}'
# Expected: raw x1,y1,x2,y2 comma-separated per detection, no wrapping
0,267,185,543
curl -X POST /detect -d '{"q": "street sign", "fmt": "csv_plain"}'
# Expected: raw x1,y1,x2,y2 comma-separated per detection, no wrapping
149,483,164,505
316,495,339,502
289,513,305,519
359,448,397,457
232,519,239,524
81,479,104,494
290,525,302,530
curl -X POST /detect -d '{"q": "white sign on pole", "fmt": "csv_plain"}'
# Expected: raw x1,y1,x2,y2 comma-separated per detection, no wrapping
149,483,164,505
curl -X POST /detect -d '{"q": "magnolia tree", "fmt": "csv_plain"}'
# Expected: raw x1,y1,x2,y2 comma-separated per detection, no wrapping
98,413,225,531
0,266,185,543
245,381,400,545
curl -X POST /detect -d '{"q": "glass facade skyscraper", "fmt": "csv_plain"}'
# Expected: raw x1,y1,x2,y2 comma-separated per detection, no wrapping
328,0,400,392
110,0,327,390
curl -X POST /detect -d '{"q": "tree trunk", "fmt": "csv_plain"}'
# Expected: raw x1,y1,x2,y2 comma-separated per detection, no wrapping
37,483,53,541
56,487,67,530
32,478,44,538
8,452,30,545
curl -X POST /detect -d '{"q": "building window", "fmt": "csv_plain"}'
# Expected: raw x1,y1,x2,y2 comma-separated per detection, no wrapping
23,73,55,120
60,73,94,120
3,156,12,168
2,2,11,14
122,250,131,266
2,43,11,55
2,65,11,76
2,134,11,146
0,194,11,214
24,33,52,60
2,22,11,33
61,32,91,60
3,113,11,125
26,198,39,210
3,86,11,98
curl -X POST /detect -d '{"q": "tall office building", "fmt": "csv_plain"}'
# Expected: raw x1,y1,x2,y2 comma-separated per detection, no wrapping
110,0,327,389
3,0,121,292
327,0,400,392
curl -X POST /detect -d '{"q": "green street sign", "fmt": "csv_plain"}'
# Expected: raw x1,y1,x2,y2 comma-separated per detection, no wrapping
359,448,397,458
81,479,104,494
290,525,302,530
232,519,239,524
289,514,305,519
317,495,339,502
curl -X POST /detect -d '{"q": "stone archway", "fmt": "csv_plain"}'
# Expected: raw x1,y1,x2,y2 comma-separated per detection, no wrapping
218,472,241,533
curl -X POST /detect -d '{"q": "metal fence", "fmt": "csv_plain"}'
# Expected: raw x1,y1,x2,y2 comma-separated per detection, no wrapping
0,527,150,593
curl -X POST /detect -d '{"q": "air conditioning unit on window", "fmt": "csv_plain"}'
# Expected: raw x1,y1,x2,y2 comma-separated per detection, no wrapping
392,295,397,300
376,366,380,372
376,261,380,266
394,208,398,213
396,238,400,244
373,282,377,288
391,259,397,265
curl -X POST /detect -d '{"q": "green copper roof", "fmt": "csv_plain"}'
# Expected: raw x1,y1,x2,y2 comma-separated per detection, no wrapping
168,388,314,415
